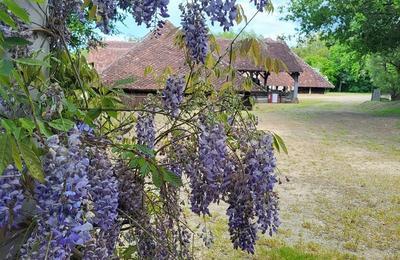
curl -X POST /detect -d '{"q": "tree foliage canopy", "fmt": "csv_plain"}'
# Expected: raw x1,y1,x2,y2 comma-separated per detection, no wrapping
284,0,400,99
284,0,400,54
294,37,373,92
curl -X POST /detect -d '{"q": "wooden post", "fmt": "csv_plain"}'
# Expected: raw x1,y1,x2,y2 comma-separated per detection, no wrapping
263,71,269,87
291,72,300,102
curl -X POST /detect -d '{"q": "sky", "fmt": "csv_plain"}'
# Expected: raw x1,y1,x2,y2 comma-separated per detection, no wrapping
105,0,298,46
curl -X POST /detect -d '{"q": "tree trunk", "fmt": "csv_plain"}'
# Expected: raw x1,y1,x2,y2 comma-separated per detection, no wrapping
391,93,400,101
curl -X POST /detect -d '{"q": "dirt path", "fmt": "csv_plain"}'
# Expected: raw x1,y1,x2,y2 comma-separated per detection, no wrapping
199,94,400,259
255,94,400,258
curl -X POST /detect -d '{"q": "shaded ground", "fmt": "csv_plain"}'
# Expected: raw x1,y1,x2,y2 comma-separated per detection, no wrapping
192,94,400,259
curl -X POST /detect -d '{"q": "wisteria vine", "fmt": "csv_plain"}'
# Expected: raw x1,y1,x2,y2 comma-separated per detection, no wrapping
1,0,281,258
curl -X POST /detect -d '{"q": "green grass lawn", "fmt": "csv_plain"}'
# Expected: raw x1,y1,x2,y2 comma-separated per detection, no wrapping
357,101,400,116
191,94,400,259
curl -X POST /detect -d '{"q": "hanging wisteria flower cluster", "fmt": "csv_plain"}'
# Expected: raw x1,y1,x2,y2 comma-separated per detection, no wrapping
201,0,238,31
136,110,156,150
244,134,279,236
162,75,185,117
180,2,209,63
250,0,271,11
0,166,24,230
123,0,170,27
190,118,229,215
20,133,93,259
85,145,119,258
13,130,120,259
225,133,279,253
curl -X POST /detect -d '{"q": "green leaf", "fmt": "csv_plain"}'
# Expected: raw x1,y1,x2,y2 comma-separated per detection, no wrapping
10,137,23,171
139,160,150,176
274,133,288,154
3,0,30,23
163,169,183,187
235,4,243,24
112,77,135,88
17,141,44,182
37,120,53,137
84,109,101,125
0,134,12,174
1,118,17,133
135,144,155,158
205,54,215,69
272,134,281,153
88,5,97,20
19,118,36,133
3,37,32,48
0,59,13,77
14,58,49,67
48,118,75,132
83,0,91,8
121,245,136,260
151,170,163,188
0,10,17,28
220,81,233,92
144,65,153,77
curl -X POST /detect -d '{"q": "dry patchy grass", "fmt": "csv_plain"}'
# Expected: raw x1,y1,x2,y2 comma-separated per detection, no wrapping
192,94,400,259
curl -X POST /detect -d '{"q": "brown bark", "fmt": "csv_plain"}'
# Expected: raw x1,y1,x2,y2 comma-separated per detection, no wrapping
391,93,400,101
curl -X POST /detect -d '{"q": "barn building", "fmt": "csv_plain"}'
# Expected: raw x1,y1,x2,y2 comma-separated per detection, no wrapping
88,21,334,104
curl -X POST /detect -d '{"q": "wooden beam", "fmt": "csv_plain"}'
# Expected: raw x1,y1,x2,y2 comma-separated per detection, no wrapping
290,72,300,102
263,71,270,87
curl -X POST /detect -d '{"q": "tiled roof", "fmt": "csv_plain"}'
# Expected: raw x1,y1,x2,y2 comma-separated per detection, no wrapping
100,21,247,91
267,52,334,89
101,22,187,90
92,21,333,90
87,41,136,73
216,38,303,73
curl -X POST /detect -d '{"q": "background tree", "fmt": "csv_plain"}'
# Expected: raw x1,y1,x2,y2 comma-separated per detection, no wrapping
367,50,400,100
283,0,400,99
293,37,373,92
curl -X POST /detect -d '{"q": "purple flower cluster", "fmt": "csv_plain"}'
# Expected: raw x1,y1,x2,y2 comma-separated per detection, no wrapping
201,0,237,31
92,0,118,33
136,111,156,150
244,134,279,235
48,0,82,37
85,146,119,258
0,166,24,229
121,0,170,27
250,0,271,11
21,133,92,259
225,133,279,253
180,2,209,63
88,148,118,230
190,120,228,215
226,180,258,254
162,75,185,117
76,122,95,135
